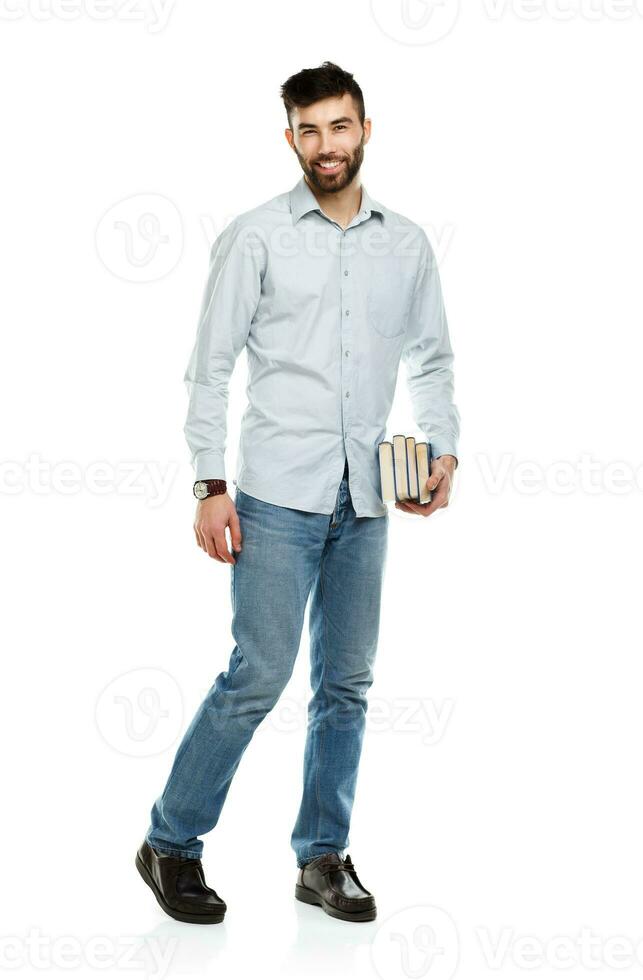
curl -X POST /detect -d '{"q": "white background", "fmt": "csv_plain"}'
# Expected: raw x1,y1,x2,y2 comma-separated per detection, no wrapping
1,1,642,978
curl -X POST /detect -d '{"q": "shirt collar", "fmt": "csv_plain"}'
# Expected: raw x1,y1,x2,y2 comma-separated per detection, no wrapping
289,174,385,225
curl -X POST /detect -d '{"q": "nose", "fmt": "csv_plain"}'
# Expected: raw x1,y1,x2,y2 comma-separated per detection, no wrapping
318,133,337,158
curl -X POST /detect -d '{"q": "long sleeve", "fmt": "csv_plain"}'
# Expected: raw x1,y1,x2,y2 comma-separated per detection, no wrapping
401,231,460,465
183,219,265,481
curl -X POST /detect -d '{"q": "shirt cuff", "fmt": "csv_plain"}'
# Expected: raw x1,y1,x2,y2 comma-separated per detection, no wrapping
194,451,226,482
430,439,459,470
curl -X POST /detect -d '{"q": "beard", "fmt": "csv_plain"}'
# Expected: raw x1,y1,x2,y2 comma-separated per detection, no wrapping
295,137,365,194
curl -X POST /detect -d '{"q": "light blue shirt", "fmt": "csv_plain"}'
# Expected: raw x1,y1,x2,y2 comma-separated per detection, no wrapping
184,175,460,518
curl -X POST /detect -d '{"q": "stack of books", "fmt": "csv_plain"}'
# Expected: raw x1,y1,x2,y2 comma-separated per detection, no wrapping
378,434,433,504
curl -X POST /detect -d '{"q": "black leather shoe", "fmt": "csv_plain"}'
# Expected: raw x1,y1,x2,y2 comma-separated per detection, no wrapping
135,839,226,924
295,852,377,921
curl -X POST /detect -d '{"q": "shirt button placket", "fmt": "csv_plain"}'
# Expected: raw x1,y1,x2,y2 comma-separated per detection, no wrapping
340,228,351,460
339,210,368,514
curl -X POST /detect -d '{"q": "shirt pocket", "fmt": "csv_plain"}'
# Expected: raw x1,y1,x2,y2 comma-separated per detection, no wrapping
365,267,414,339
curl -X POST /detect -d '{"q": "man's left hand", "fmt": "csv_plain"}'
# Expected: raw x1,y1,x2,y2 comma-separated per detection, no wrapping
394,454,457,517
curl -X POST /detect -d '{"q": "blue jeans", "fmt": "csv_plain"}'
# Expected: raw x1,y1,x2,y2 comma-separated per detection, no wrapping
145,458,389,867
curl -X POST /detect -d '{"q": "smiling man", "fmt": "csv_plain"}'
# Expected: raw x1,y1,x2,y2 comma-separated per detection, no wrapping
136,61,460,925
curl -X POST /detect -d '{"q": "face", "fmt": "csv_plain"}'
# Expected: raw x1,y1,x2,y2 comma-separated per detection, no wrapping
285,93,371,194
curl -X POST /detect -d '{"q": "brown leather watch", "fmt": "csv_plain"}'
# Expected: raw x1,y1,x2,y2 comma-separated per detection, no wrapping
193,478,227,500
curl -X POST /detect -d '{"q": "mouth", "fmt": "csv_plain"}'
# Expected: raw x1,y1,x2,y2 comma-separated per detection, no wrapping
314,159,345,175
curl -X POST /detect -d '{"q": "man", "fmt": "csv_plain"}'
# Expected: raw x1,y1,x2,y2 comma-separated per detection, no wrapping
136,61,460,925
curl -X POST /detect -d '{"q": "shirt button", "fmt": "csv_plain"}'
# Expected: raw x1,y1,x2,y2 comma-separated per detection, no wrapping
345,309,350,316
345,350,350,356
345,391,350,398
344,270,349,276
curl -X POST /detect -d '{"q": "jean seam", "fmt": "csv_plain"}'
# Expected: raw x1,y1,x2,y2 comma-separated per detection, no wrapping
314,545,330,849
158,706,208,812
153,648,245,849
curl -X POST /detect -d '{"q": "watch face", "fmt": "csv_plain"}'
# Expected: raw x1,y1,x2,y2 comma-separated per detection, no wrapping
194,481,208,499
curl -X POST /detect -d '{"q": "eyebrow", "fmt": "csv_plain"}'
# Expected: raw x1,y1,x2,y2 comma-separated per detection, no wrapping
297,116,353,130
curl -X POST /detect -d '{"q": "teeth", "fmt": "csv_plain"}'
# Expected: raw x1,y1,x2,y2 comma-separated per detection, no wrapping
319,160,342,168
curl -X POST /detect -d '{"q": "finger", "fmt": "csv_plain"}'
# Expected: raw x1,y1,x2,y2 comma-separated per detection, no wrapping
194,526,204,550
214,528,235,564
427,469,444,493
395,500,422,515
228,512,243,552
422,489,449,518
203,529,224,562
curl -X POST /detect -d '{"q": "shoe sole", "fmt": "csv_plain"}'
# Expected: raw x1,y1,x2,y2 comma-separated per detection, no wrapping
295,883,377,922
135,853,225,924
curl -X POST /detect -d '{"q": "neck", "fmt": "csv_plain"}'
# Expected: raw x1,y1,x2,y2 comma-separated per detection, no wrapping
304,175,363,230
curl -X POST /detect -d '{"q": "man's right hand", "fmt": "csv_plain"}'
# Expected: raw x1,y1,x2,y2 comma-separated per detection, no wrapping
193,493,242,564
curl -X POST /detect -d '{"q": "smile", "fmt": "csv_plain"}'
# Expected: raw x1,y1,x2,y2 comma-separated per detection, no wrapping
315,160,344,173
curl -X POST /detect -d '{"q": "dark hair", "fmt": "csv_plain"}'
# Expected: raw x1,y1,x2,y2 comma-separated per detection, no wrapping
280,61,365,129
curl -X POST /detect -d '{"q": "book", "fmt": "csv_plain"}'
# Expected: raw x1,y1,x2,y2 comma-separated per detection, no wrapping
378,434,433,504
